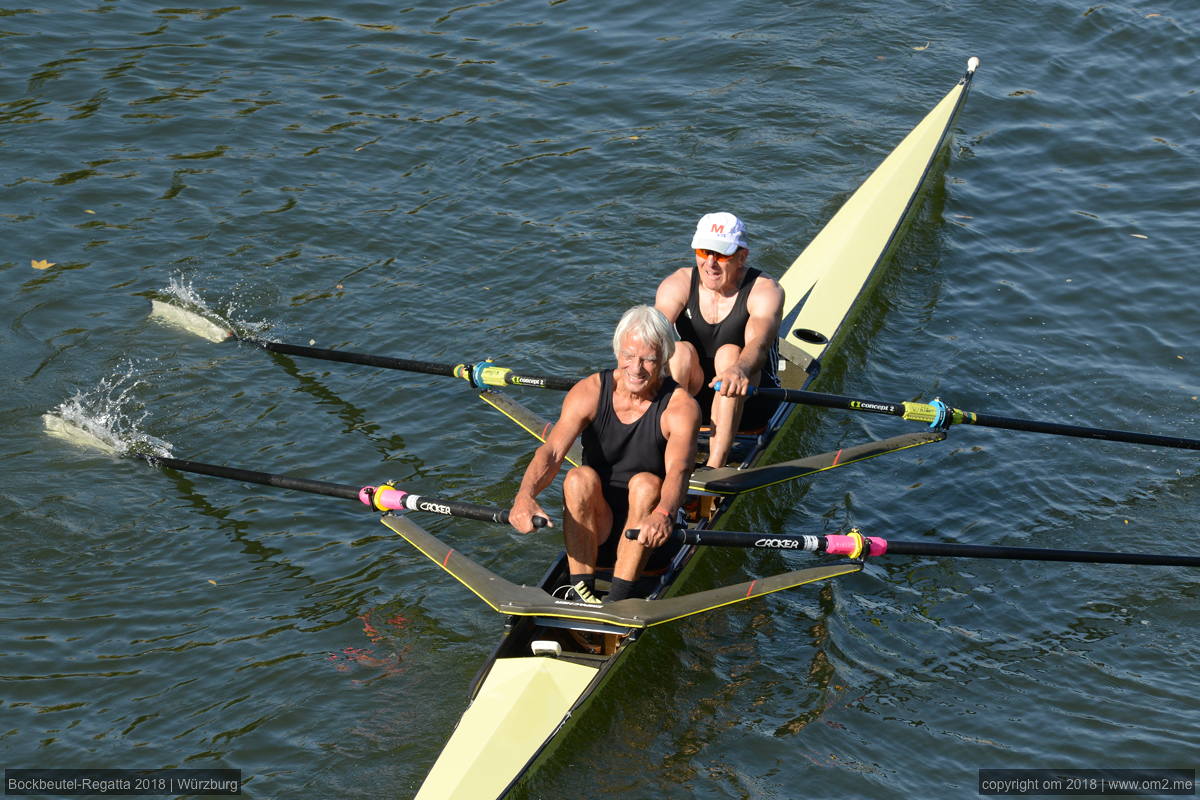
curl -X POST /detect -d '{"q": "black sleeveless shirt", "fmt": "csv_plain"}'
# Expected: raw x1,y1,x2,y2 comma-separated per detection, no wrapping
674,266,781,389
581,370,676,489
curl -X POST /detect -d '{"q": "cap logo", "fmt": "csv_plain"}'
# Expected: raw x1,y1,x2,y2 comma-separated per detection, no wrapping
711,224,726,233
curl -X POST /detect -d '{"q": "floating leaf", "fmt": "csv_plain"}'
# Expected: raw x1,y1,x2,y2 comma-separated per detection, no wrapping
913,42,930,51
84,209,96,215
207,579,217,585
31,259,55,269
1130,233,1148,239
1146,12,1161,17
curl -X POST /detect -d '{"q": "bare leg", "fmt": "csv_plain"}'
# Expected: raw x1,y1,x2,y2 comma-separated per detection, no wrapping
667,340,704,395
562,466,612,578
612,471,662,583
706,344,748,468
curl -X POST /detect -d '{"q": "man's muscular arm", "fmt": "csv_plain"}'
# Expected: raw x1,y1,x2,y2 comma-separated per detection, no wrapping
508,374,600,533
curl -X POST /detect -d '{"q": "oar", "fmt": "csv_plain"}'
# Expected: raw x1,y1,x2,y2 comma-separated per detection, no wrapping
717,382,1200,451
149,300,577,391
626,527,1200,567
133,452,546,526
41,405,546,527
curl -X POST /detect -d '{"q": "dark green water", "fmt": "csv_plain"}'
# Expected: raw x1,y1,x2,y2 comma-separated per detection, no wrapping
3,2,1197,798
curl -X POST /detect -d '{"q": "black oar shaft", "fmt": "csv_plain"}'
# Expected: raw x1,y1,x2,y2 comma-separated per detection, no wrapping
143,453,361,501
881,539,1200,567
139,453,536,526
629,528,1200,567
965,410,1200,450
248,338,577,391
750,387,1200,451
751,387,905,418
257,340,461,378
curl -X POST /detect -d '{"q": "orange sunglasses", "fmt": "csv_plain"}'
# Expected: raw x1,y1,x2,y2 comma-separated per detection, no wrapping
694,248,736,263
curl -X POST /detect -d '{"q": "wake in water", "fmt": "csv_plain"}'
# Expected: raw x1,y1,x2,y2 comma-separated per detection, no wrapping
42,366,173,458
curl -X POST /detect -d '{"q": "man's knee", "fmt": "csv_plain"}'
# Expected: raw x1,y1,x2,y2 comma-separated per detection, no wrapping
669,341,703,394
563,466,603,504
626,472,662,506
674,340,699,364
713,342,744,369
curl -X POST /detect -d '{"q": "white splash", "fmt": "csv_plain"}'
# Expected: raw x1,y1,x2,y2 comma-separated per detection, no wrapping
43,368,173,458
152,275,273,342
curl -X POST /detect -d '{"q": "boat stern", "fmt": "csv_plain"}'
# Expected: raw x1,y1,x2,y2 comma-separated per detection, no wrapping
415,656,599,799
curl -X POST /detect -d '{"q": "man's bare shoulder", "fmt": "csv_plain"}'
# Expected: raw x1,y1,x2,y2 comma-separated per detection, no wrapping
561,372,603,417
657,267,692,294
750,270,783,294
664,384,701,432
655,268,693,320
748,270,785,314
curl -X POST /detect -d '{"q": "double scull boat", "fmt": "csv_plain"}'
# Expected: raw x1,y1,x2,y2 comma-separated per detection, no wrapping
392,57,980,798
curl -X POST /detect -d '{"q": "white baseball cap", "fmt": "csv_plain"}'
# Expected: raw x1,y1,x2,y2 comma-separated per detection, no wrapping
691,212,748,255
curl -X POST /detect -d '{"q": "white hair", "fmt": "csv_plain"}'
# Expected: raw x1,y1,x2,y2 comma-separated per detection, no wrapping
611,305,677,378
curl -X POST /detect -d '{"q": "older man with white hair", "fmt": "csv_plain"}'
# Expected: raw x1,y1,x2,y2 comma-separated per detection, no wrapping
508,305,700,603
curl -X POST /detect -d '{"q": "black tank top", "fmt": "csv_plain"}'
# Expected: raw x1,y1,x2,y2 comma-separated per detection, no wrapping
581,370,676,489
674,266,780,389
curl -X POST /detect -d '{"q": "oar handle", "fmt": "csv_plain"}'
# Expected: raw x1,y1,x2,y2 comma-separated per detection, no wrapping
364,484,548,528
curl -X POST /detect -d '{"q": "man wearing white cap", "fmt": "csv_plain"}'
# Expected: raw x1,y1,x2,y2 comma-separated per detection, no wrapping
655,212,784,468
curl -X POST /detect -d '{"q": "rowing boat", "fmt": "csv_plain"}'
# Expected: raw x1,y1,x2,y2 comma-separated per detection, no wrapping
390,57,980,798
